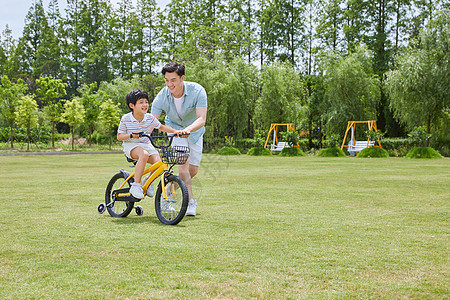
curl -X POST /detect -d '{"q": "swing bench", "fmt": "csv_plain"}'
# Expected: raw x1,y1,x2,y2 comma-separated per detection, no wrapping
341,120,382,156
264,123,300,151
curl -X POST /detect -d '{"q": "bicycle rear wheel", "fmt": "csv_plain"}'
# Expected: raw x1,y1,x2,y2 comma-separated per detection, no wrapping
155,174,189,225
105,172,134,217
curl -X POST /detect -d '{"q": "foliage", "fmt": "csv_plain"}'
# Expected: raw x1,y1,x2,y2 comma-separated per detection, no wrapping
320,45,381,136
356,147,389,158
408,126,431,147
36,76,67,147
217,146,241,155
385,10,449,137
14,95,39,150
224,136,234,147
280,147,305,157
317,147,346,157
380,138,415,157
254,61,308,131
281,129,300,147
0,75,28,148
405,147,442,159
247,147,272,156
366,129,385,142
98,99,121,149
62,98,85,150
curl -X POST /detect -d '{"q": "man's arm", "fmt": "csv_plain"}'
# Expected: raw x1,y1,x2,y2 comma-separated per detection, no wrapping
183,107,207,133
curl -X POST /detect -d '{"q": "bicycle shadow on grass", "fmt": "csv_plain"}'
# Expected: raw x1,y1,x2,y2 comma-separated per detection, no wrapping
109,214,199,227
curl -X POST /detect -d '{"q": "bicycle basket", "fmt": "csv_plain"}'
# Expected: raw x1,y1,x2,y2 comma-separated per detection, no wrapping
160,146,190,165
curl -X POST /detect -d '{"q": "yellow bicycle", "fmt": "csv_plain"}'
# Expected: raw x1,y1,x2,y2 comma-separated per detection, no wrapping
97,133,190,225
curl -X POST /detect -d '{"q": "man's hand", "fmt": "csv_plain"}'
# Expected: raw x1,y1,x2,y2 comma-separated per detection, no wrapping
177,130,190,138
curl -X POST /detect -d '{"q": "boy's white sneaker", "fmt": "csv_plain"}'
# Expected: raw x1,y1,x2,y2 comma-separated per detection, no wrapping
130,182,144,199
146,181,154,197
185,199,197,216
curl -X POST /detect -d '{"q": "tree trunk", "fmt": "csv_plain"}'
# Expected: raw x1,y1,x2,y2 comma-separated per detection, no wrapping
71,127,75,151
52,121,56,148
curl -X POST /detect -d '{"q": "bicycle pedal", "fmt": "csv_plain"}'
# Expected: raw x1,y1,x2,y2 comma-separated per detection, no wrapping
112,188,142,202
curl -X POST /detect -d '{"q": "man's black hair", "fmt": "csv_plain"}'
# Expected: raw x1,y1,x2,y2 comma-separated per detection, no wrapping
162,62,185,77
126,89,148,111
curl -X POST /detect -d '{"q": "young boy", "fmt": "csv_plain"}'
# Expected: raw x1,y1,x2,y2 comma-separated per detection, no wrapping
117,89,180,199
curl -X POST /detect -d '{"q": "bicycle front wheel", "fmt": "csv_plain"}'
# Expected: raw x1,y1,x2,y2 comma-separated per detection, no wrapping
105,172,134,217
155,174,189,225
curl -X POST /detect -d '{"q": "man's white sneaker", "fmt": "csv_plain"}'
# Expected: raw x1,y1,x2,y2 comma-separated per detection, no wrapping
146,181,154,197
161,198,175,212
130,182,144,199
185,199,197,216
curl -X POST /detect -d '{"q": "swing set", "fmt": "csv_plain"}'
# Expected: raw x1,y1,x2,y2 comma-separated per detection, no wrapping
341,120,382,156
264,123,300,151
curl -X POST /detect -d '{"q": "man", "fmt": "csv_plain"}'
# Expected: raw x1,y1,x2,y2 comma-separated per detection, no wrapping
151,62,207,216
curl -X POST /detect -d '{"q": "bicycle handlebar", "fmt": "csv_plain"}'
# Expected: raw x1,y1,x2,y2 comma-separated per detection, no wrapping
135,132,190,149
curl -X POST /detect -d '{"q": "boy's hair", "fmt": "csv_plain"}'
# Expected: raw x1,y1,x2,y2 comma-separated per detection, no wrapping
162,62,185,77
126,89,148,111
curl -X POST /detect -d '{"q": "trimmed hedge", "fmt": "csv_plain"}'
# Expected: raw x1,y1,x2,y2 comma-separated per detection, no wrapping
217,146,241,155
405,147,442,159
280,147,305,157
317,147,346,157
247,147,272,156
356,147,389,158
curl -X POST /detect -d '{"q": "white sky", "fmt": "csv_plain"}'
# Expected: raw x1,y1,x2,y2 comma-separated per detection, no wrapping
0,0,171,39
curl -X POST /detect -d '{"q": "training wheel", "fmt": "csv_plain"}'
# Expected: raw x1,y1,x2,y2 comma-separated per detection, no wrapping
135,205,143,216
97,203,106,214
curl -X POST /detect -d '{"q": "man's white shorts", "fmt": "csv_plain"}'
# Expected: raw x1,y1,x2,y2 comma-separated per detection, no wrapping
172,135,203,166
122,142,158,159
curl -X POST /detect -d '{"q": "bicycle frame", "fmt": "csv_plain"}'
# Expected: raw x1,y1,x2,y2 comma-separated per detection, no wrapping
116,160,171,201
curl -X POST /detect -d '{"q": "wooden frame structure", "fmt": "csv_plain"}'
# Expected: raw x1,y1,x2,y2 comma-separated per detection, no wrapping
264,123,300,151
341,120,382,155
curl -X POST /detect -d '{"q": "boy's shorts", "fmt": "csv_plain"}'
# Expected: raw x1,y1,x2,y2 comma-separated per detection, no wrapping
123,142,158,159
172,135,203,166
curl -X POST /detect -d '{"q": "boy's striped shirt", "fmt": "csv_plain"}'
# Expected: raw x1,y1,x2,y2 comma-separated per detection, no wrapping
117,112,161,144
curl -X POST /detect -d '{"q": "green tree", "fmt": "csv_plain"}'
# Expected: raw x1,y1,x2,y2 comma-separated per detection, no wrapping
15,95,39,150
81,0,113,84
36,76,67,147
385,10,449,145
254,61,308,131
315,0,344,52
321,46,381,136
78,82,104,146
98,76,144,113
98,98,121,149
19,0,49,77
62,98,85,150
0,75,28,148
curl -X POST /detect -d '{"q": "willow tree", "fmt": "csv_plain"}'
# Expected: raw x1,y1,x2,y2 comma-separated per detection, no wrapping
321,45,381,137
254,61,308,131
385,10,449,144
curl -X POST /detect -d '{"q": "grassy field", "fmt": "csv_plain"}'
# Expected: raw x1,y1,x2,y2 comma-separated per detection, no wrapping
0,153,448,299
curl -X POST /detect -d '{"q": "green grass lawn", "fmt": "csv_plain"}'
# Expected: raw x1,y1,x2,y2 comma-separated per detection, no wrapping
0,154,448,299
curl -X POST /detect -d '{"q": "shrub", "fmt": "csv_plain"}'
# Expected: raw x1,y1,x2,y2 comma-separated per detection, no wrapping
281,129,300,147
317,147,346,157
381,138,415,157
356,147,389,158
217,146,241,155
247,147,272,156
405,147,442,159
280,147,305,157
235,138,257,152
